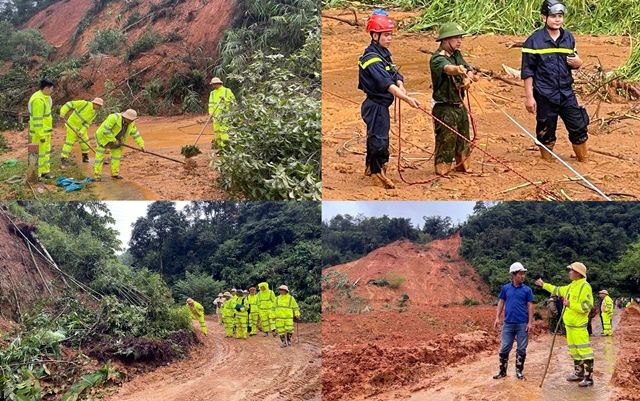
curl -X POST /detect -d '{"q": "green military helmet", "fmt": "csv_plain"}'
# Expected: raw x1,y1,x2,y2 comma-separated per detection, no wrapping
436,22,468,42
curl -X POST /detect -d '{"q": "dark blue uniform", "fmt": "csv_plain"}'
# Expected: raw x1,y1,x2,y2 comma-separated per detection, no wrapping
358,42,404,174
521,28,588,146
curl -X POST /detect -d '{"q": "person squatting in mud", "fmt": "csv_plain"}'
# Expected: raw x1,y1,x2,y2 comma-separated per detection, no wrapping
493,262,534,380
522,0,589,162
429,22,478,176
358,10,421,189
189,283,301,348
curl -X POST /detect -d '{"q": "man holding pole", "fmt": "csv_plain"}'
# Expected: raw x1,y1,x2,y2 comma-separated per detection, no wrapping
59,97,103,165
208,77,235,149
493,262,534,380
536,262,594,387
94,109,145,180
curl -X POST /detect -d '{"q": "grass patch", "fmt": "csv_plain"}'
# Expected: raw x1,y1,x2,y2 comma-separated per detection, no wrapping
0,155,96,200
463,297,480,306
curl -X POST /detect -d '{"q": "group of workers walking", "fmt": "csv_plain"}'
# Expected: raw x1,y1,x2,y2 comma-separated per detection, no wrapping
186,282,301,348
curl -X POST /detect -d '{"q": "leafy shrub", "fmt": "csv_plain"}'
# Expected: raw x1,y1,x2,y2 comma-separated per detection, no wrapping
124,29,161,61
88,28,124,55
386,273,405,289
173,271,226,314
463,297,480,306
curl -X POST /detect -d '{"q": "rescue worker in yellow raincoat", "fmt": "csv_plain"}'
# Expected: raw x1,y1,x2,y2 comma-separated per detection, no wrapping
208,77,235,149
186,298,207,336
536,262,594,387
234,290,249,339
598,289,613,336
94,109,145,180
59,97,103,164
275,285,300,347
221,292,235,337
247,287,259,336
257,282,277,337
28,79,55,179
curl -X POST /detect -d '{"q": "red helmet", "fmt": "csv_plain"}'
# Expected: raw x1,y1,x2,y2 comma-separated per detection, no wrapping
366,14,395,34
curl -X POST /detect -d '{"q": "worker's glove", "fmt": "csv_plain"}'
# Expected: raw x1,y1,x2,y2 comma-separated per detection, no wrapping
105,141,118,149
456,65,467,76
235,304,242,311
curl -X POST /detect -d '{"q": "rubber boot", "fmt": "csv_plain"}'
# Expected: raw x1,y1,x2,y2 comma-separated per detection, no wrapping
515,352,526,380
539,141,555,161
372,173,395,189
364,164,371,177
493,354,508,379
435,163,451,176
264,331,270,337
272,330,277,337
82,153,89,163
579,359,594,387
454,153,472,173
280,335,288,348
287,332,293,346
572,142,588,162
566,360,585,381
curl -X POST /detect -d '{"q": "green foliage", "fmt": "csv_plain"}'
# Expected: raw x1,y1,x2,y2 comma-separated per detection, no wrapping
166,71,206,107
398,293,410,309
0,0,59,25
142,79,164,116
180,145,202,158
0,26,52,61
322,214,421,267
0,132,9,153
125,29,162,61
386,273,405,289
368,278,390,287
615,37,640,82
60,362,122,401
174,271,226,314
88,28,124,55
460,202,640,297
407,0,640,35
129,202,321,322
182,88,204,114
613,239,640,291
463,297,480,306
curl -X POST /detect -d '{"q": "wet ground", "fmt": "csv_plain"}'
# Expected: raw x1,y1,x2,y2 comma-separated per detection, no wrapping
322,10,640,200
107,316,321,401
0,115,227,200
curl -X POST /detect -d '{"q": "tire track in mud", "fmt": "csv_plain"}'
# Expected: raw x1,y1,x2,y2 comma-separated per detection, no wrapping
107,317,320,401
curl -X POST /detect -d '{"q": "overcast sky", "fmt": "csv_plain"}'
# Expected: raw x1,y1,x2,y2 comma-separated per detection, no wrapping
106,201,189,249
322,201,476,227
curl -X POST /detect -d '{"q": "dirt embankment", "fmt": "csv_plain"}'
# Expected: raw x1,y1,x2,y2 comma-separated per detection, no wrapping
0,209,61,321
610,305,640,401
322,9,640,200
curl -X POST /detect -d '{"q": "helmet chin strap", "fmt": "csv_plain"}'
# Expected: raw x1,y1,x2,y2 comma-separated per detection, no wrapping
371,32,381,45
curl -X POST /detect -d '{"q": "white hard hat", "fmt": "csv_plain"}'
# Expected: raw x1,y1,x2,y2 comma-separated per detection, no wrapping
278,285,289,292
122,109,138,120
91,97,104,106
509,262,527,273
210,77,223,84
567,262,587,277
598,289,609,295
217,293,223,297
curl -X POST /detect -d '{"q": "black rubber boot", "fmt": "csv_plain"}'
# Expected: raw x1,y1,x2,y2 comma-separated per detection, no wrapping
579,359,594,387
286,332,293,346
493,353,508,379
515,352,526,380
280,335,288,347
567,360,585,381
82,153,89,163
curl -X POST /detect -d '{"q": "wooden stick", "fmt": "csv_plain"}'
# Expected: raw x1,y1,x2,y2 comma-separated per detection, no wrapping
590,149,635,162
540,305,567,387
499,181,546,194
322,13,361,26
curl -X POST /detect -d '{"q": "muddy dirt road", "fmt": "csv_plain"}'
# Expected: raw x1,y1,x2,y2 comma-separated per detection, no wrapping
107,316,321,401
360,311,622,401
322,10,640,200
1,115,227,200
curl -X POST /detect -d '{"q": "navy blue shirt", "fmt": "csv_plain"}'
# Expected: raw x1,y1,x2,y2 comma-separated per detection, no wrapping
521,28,577,104
358,42,404,107
499,282,534,324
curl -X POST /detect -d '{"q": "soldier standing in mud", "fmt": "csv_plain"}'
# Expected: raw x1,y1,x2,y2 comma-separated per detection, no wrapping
429,22,477,176
493,262,534,380
521,0,589,162
358,9,421,190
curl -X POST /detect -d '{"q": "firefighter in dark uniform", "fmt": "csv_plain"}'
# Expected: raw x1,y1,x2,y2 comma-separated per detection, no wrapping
429,22,477,176
358,10,421,189
521,0,589,162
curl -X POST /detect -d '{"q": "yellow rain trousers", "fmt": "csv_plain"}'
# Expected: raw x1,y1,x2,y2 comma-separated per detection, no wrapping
60,100,96,158
247,293,259,335
28,90,53,176
94,113,144,178
235,297,249,339
275,293,300,335
222,298,236,337
208,86,235,148
257,282,276,332
601,295,613,336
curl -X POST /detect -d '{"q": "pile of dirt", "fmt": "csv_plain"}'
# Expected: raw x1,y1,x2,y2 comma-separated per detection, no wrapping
611,305,640,401
322,329,499,401
323,233,491,309
0,208,61,322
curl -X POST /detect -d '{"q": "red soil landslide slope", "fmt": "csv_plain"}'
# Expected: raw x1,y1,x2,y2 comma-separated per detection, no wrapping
324,233,491,307
611,305,640,401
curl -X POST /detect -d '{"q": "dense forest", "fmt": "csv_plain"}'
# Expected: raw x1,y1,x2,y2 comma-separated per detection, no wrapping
127,201,321,320
323,202,640,299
